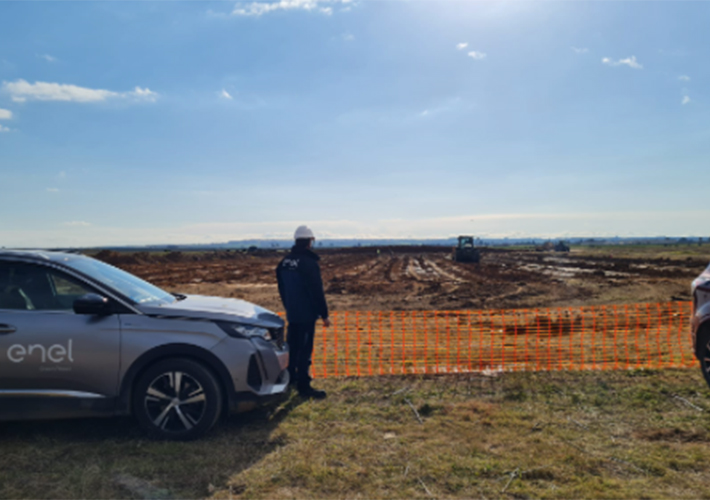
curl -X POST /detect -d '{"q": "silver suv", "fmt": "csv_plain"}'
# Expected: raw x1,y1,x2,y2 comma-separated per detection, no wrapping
692,262,710,388
0,250,289,440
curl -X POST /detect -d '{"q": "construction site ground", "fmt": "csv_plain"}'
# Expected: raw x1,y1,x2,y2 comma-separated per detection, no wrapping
93,244,708,313
2,245,708,500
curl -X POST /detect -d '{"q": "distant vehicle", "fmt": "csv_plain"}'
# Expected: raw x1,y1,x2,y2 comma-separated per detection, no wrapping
554,241,570,252
536,241,570,252
692,263,710,389
453,236,481,263
0,250,288,440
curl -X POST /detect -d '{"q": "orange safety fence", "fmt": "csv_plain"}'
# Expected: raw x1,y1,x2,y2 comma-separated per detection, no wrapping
283,302,696,379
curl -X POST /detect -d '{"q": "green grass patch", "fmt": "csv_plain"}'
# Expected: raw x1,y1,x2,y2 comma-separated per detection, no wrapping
2,370,710,499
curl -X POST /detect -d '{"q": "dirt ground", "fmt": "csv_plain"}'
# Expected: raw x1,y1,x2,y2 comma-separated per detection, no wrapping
93,245,709,312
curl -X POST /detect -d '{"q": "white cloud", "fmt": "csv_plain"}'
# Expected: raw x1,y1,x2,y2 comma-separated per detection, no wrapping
571,47,589,54
456,42,468,50
342,32,355,42
130,87,159,102
220,89,233,100
0,124,10,133
678,75,690,82
467,51,487,60
46,188,59,193
601,56,642,69
1,80,159,103
38,54,58,63
682,95,691,105
63,221,91,227
0,108,12,120
230,0,346,16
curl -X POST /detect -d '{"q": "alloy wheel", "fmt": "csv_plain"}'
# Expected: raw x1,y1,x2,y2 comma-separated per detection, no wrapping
144,371,207,433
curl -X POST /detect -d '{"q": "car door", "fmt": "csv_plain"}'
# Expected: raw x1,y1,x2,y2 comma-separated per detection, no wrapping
0,260,121,419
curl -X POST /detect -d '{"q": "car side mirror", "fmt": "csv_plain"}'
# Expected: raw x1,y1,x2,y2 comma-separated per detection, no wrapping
73,293,113,316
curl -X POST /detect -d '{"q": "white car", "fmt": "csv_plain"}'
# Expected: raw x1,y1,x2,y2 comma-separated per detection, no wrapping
691,262,710,387
0,250,289,440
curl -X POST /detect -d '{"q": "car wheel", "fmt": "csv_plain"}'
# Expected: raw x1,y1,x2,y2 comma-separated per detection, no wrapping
698,326,710,390
133,358,223,440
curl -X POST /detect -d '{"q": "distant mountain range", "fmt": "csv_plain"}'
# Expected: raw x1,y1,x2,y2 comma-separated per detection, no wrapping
86,236,708,252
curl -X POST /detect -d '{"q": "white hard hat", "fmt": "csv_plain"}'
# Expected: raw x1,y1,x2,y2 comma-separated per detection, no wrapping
294,225,315,240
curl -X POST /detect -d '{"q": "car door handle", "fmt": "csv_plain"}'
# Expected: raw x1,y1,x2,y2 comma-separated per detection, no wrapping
0,324,17,335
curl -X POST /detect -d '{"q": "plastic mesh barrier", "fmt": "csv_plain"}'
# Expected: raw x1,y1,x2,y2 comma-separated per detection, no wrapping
283,302,695,378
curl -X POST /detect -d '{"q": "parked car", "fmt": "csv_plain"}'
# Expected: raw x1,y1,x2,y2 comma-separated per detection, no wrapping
692,262,710,388
0,250,289,440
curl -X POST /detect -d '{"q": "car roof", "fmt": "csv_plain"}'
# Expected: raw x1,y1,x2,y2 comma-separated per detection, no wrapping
0,249,86,263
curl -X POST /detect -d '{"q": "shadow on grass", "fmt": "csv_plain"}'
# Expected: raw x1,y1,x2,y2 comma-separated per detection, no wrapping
0,391,305,498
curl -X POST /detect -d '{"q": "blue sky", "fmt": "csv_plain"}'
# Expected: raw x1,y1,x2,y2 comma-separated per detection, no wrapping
0,0,708,247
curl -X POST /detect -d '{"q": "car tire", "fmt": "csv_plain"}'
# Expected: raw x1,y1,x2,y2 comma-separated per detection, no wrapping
698,326,710,390
132,358,223,441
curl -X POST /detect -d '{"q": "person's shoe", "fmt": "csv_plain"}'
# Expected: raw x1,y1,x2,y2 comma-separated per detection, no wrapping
298,386,327,400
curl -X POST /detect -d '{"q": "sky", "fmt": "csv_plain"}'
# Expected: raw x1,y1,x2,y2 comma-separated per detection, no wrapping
0,0,709,248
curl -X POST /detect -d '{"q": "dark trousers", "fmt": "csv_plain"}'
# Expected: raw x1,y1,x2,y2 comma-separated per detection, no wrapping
287,321,316,390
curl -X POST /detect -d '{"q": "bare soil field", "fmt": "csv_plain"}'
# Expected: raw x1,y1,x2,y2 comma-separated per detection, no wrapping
0,246,708,499
93,245,709,312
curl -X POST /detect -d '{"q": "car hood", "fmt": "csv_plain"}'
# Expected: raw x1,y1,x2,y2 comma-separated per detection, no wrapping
136,294,284,329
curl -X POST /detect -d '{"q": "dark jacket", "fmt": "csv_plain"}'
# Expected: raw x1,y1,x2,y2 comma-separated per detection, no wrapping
276,246,329,324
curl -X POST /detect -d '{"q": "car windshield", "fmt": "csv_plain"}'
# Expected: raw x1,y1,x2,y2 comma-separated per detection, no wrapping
65,256,176,306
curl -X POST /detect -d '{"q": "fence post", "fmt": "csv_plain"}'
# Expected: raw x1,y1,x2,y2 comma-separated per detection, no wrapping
367,311,372,377
346,311,352,376
488,309,495,371
356,311,361,377
546,308,552,371
401,310,406,375
676,302,686,368
500,309,507,372
322,314,328,379
333,312,339,377
435,311,440,374
623,304,630,369
456,311,462,372
613,304,619,370
478,310,484,372
467,310,474,372
423,310,429,374
579,306,585,370
655,304,664,369
446,312,452,373
535,309,541,371
378,311,383,376
390,311,395,375
602,306,608,370
412,311,417,374
557,307,563,371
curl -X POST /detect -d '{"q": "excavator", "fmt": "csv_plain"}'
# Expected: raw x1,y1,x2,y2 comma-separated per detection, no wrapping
453,236,481,263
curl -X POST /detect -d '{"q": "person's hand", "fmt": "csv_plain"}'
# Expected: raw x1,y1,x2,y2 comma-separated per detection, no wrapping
322,318,331,328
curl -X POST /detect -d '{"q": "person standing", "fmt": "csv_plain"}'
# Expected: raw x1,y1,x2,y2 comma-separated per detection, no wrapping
276,225,331,399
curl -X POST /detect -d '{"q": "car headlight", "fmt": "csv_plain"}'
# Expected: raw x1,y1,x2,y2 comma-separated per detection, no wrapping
217,322,271,340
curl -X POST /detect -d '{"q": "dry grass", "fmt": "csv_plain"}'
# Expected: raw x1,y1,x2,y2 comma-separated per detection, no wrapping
2,369,710,499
